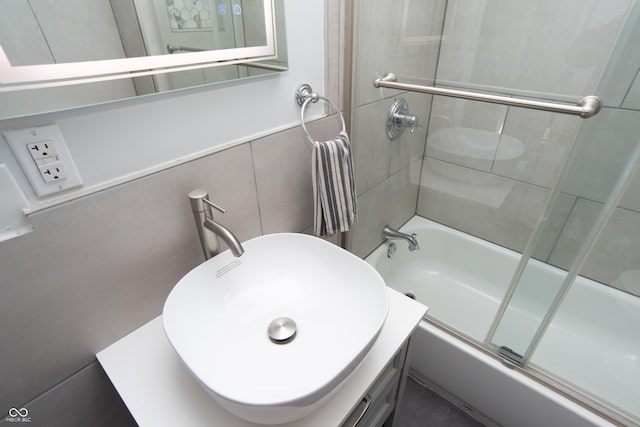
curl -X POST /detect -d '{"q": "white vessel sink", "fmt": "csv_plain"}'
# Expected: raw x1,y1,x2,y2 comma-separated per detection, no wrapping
163,233,389,424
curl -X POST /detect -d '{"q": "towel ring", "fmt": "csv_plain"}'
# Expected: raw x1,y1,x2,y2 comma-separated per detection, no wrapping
296,84,346,146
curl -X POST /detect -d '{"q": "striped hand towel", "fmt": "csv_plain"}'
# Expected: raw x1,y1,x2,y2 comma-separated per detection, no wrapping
312,131,357,236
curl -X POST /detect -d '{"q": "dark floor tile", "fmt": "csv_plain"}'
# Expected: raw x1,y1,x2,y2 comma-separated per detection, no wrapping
395,377,485,427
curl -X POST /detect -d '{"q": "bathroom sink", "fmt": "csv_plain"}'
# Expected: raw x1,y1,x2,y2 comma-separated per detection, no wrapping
163,233,389,424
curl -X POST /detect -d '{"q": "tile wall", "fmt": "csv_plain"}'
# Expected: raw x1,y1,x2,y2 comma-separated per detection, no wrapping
0,117,338,425
413,0,640,296
350,0,639,296
348,0,446,258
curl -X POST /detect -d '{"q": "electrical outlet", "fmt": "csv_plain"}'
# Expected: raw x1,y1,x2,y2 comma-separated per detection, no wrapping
3,124,82,197
26,140,64,182
38,162,66,182
27,141,59,162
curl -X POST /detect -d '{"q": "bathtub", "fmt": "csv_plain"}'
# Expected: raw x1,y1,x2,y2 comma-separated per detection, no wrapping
365,216,639,427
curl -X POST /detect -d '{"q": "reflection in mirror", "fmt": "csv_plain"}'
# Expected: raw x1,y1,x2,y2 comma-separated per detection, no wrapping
119,0,267,61
0,0,287,119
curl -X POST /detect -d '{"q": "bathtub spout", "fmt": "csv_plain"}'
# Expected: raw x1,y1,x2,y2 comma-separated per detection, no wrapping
382,225,419,251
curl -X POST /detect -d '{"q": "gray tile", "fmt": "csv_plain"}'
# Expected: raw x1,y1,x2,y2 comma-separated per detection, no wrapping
622,71,640,110
389,92,431,176
392,159,423,226
596,2,640,108
548,198,601,272
301,225,341,246
437,0,631,100
251,124,315,234
396,377,485,427
13,362,136,427
492,108,582,188
619,170,640,212
417,158,550,253
549,199,640,292
427,94,509,135
354,94,429,197
353,99,392,195
561,108,640,203
251,117,352,235
0,143,261,409
349,159,421,258
354,0,446,107
583,207,640,295
531,192,577,262
426,96,508,172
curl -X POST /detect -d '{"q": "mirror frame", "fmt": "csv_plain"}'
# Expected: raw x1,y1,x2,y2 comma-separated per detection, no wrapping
0,0,276,91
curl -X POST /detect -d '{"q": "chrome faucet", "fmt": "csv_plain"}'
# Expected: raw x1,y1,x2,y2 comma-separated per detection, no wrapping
189,189,245,259
382,225,419,252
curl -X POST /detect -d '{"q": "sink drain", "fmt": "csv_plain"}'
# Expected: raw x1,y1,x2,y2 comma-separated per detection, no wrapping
268,317,297,344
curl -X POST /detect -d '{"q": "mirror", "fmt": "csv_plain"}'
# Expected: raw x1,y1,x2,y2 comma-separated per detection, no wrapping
0,0,287,119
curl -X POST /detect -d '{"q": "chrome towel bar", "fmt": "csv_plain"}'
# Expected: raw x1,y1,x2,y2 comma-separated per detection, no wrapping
373,73,602,119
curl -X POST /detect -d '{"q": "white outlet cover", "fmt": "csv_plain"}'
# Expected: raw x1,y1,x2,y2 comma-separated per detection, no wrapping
3,124,82,197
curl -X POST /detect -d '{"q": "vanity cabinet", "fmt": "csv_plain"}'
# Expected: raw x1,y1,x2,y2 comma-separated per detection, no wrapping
341,341,409,427
97,289,425,427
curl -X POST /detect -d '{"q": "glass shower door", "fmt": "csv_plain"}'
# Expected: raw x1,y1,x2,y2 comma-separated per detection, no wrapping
351,0,640,422
484,4,640,421
488,105,640,422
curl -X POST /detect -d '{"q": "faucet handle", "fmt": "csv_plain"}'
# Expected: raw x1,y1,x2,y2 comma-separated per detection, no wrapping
188,189,226,214
387,98,421,140
202,197,226,214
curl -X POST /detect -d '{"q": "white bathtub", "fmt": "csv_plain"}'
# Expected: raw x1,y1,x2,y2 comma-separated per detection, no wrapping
365,216,639,427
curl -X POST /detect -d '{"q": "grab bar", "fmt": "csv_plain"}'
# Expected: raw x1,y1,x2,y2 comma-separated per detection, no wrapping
373,73,602,118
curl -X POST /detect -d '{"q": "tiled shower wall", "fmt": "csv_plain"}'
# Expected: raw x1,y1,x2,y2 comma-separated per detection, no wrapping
349,0,640,296
348,0,445,258
416,0,640,296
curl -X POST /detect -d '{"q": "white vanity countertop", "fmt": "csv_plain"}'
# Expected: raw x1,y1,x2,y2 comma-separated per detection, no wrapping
97,288,426,427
